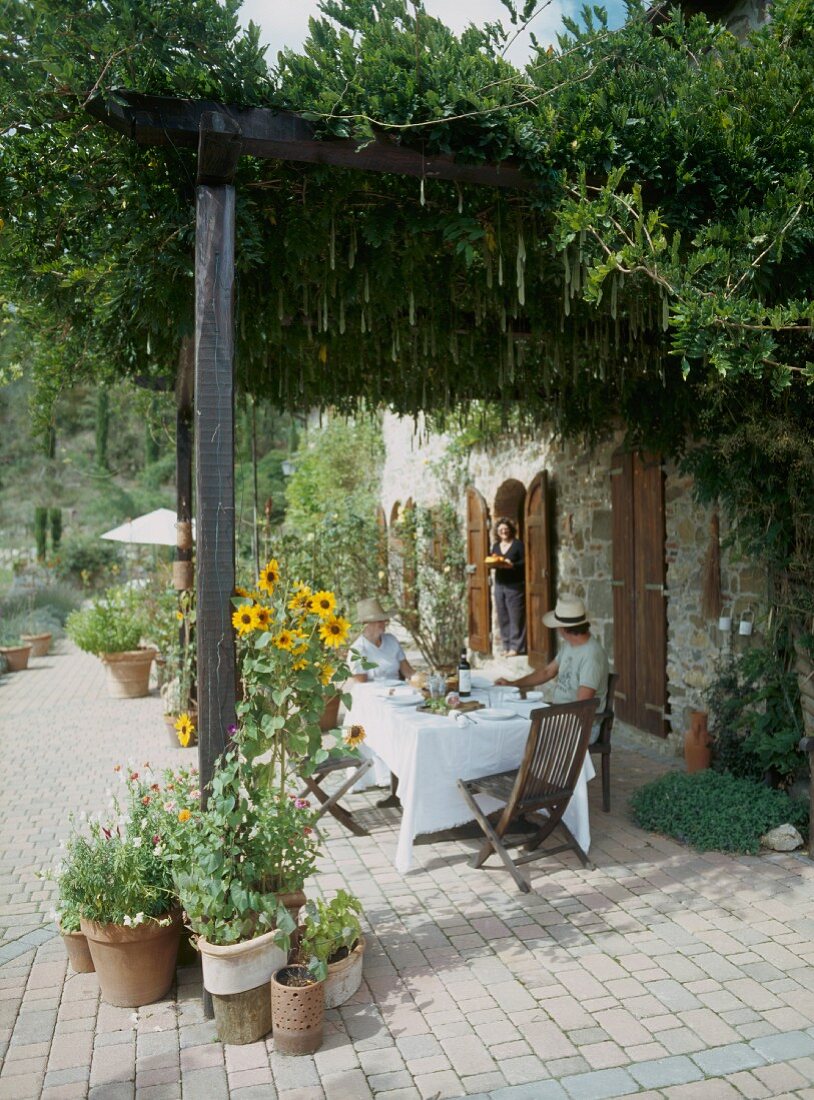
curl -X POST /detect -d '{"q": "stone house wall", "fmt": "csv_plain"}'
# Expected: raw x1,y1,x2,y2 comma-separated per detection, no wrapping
380,412,768,755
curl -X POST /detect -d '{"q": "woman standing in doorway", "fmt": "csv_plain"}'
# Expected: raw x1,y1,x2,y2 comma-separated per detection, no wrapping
490,517,526,656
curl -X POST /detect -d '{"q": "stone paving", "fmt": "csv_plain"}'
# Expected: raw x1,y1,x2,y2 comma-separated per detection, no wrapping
3,644,814,1099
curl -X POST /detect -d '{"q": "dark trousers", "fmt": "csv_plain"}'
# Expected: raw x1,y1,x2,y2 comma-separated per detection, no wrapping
495,585,526,654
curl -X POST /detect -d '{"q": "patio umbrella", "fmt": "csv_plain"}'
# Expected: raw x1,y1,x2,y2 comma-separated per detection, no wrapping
100,508,196,547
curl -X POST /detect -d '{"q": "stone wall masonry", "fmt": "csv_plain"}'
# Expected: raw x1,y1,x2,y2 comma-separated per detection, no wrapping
379,412,768,755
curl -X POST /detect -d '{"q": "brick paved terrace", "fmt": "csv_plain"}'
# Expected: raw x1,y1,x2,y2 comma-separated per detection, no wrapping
3,644,814,1100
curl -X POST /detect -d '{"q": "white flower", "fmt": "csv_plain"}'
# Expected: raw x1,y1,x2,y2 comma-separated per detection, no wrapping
132,836,142,848
123,915,133,927
153,844,163,856
133,912,145,926
163,801,176,813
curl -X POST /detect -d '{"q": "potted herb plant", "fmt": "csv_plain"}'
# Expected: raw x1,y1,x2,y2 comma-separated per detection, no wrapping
56,765,198,1005
66,586,155,697
299,890,366,1009
0,626,33,672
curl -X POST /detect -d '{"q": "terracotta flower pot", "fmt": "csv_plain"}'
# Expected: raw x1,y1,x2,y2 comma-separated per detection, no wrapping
0,644,33,672
61,929,95,974
271,966,325,1056
325,935,365,1009
101,648,156,699
81,911,181,1006
21,632,52,658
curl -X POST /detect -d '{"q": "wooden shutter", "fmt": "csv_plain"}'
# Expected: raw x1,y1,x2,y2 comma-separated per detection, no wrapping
466,487,491,653
375,505,388,593
611,452,637,727
524,471,555,668
611,450,667,737
634,454,667,736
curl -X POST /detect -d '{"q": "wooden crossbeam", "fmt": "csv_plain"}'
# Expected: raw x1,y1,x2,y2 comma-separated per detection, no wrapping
86,90,533,191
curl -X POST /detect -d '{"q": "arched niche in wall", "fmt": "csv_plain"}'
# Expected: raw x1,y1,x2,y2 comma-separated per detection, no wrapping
493,478,527,539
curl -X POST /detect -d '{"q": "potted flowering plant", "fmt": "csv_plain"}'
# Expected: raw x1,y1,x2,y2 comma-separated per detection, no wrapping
55,764,199,1005
171,557,354,1044
298,889,365,1009
0,625,33,672
66,586,155,697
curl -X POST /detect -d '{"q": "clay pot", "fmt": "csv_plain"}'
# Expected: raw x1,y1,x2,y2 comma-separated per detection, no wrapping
271,966,325,1056
61,929,95,974
0,644,33,672
81,910,181,1006
21,632,52,658
684,710,711,774
325,935,365,1009
101,648,156,699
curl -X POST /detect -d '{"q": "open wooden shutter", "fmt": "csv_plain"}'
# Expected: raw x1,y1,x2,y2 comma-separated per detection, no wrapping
375,505,388,593
524,471,554,668
466,487,491,653
611,450,667,737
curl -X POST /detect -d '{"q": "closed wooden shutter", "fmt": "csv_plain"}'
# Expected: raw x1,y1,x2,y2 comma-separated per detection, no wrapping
524,471,555,668
466,487,491,653
611,450,667,737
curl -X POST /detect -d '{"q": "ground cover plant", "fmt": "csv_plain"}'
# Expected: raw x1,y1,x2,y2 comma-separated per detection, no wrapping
630,769,808,855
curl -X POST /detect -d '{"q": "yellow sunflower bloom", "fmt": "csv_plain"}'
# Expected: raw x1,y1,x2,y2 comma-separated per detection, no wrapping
174,713,196,748
274,629,295,651
320,663,336,686
344,724,366,747
258,558,280,594
319,614,351,649
309,589,337,619
288,584,313,615
292,658,308,671
251,604,273,631
234,585,251,598
231,607,255,637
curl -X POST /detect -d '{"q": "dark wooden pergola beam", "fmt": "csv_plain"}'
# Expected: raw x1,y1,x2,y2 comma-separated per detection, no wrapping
86,91,534,191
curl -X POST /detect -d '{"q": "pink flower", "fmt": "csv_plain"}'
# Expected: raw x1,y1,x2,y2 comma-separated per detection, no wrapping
294,798,310,810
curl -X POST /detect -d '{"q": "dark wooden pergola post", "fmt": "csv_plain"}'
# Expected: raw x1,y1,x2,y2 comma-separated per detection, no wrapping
194,113,242,802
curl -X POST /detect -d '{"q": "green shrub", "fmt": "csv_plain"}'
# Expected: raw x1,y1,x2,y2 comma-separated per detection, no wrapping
1,582,82,625
54,535,122,587
631,770,808,855
66,587,146,655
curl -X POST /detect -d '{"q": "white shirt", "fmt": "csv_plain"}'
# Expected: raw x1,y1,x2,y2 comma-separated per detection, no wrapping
349,632,406,681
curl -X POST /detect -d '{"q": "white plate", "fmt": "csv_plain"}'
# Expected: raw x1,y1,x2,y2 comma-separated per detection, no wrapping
491,685,521,698
469,708,517,723
388,693,423,707
372,678,404,688
523,690,544,702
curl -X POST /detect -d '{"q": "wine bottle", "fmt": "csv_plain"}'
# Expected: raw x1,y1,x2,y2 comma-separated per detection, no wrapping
458,649,472,697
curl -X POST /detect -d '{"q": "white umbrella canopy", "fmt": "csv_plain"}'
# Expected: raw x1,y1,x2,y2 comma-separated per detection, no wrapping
100,508,195,547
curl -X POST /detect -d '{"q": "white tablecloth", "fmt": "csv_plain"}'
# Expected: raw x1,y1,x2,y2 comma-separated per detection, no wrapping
346,683,595,873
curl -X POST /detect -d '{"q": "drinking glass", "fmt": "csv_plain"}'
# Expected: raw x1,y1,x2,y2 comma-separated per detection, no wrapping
429,672,446,699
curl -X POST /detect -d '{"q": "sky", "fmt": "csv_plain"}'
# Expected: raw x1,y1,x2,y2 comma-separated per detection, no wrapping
238,0,629,66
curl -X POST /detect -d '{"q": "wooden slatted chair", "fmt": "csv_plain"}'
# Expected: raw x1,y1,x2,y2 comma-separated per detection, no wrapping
588,672,618,813
299,694,373,837
457,699,596,893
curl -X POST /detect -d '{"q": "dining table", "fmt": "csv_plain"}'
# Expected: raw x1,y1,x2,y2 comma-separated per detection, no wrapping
345,677,595,873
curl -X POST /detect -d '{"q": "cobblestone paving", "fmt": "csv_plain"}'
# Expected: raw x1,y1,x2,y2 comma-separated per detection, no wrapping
3,644,814,1099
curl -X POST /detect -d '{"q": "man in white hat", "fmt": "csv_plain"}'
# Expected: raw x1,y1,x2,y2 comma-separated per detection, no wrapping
496,595,609,740
350,597,415,684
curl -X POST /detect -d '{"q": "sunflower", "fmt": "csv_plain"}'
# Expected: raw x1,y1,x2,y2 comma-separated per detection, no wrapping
319,614,351,649
288,583,313,615
251,604,273,631
258,558,280,594
292,658,308,671
320,663,336,686
309,589,337,619
344,724,366,747
234,585,251,598
274,629,295,651
231,606,255,636
174,713,196,748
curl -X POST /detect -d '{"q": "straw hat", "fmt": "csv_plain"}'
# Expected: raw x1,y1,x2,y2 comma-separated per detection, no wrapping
542,595,590,629
356,597,390,623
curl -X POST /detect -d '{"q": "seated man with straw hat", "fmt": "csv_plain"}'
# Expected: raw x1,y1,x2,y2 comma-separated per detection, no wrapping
350,597,415,684
496,594,608,742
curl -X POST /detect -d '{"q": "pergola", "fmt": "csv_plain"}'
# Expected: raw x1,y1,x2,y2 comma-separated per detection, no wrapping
86,90,532,798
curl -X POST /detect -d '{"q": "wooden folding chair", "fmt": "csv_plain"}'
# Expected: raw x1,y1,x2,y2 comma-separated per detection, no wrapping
589,672,618,813
298,694,373,837
457,699,596,893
